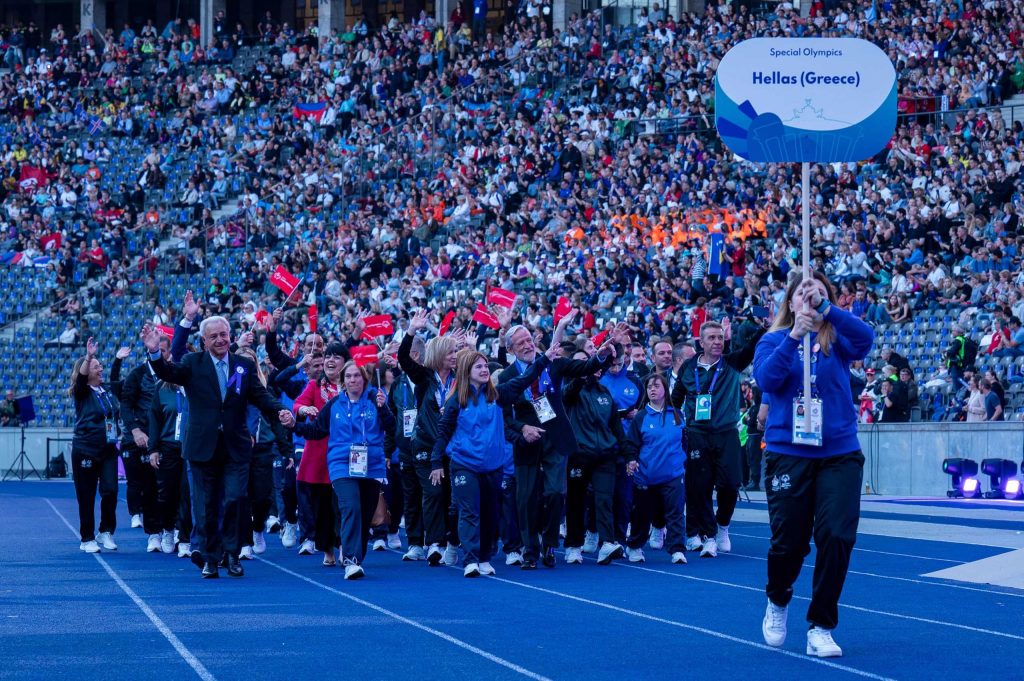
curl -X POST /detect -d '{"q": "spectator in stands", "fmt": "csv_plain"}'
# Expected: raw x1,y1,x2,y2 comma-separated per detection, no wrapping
994,317,1024,358
981,379,1004,422
945,325,977,387
879,366,910,422
965,376,986,422
0,389,20,427
44,319,80,349
879,346,910,373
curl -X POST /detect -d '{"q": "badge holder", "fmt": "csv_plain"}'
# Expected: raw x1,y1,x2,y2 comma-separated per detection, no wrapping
105,419,118,444
791,397,823,447
402,409,418,437
532,395,556,423
694,394,712,422
349,445,369,477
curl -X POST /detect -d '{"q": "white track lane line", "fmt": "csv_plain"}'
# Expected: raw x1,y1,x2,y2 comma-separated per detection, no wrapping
255,556,551,681
722,550,1024,599
46,499,217,681
727,531,966,564
560,551,1024,641
384,551,894,681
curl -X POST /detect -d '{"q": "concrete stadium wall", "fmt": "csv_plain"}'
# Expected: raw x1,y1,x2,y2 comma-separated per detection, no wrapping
1,424,1022,497
858,422,1024,497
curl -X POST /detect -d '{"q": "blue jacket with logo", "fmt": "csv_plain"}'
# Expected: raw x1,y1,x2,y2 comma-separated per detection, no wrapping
295,387,395,481
622,404,687,487
600,368,643,427
432,356,551,473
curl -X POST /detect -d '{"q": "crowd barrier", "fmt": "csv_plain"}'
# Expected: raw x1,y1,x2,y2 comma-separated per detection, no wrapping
3,423,1023,498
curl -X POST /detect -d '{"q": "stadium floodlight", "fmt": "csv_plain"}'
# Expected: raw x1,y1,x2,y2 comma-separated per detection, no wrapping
942,458,979,498
981,459,1019,499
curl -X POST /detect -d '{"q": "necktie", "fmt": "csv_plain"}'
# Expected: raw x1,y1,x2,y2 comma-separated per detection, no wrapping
217,359,228,400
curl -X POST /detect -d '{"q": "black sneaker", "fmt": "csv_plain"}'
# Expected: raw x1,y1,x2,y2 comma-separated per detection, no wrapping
521,559,538,570
542,547,556,568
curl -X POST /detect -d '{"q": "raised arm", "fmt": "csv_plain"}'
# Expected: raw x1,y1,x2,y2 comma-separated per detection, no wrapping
496,353,553,405
397,310,432,386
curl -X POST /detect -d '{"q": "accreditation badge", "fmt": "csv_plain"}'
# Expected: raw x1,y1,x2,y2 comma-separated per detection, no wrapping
694,394,712,422
105,419,118,443
349,445,369,477
532,395,556,423
791,397,823,447
402,409,418,437
173,414,183,441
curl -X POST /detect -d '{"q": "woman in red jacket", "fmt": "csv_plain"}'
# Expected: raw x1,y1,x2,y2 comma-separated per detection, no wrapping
293,342,346,566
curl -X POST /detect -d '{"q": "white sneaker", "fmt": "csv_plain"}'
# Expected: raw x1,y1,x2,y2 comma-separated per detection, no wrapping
478,562,496,576
762,600,788,647
96,532,118,551
281,522,297,548
443,543,459,566
565,547,584,564
464,563,481,578
403,545,426,561
582,531,599,554
147,534,161,553
806,627,843,658
626,547,645,563
505,551,524,566
239,545,254,560
298,539,316,555
265,515,281,533
387,533,403,550
80,540,100,553
597,541,624,565
177,542,191,558
372,538,387,552
173,529,180,544
671,551,688,564
685,535,703,552
715,524,731,553
343,560,365,580
160,530,175,554
253,531,266,554
700,536,718,558
426,543,444,566
131,514,143,529
648,526,665,550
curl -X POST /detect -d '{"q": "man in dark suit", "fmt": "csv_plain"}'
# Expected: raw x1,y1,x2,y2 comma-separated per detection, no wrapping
142,316,293,579
498,313,625,569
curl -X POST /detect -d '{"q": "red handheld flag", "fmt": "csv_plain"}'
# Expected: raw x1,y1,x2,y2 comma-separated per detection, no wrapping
156,325,175,340
553,296,572,323
39,232,62,251
269,265,300,296
254,310,270,327
439,310,456,336
361,314,394,340
308,305,318,333
592,330,609,347
486,285,517,309
472,304,500,330
351,345,379,367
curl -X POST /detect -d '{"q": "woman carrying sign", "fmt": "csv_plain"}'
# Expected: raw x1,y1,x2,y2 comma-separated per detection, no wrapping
753,272,873,658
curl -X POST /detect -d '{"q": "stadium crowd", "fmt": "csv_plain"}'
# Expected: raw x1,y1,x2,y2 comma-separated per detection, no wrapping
2,0,1024,662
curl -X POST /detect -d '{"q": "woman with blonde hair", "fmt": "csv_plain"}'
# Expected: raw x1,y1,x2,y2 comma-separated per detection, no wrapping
431,346,556,576
753,270,873,658
397,309,463,565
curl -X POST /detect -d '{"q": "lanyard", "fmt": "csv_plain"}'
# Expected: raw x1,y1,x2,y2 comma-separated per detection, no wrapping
434,371,454,408
694,359,723,395
515,359,551,400
799,340,821,399
347,396,367,443
95,388,113,417
399,377,413,411
174,388,184,414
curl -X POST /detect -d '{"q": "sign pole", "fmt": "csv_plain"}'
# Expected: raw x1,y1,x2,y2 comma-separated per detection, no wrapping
802,161,812,404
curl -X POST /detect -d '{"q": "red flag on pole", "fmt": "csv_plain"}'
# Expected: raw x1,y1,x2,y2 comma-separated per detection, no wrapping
308,305,318,333
360,314,394,340
18,165,49,192
592,330,609,347
486,285,517,309
351,345,380,367
156,325,175,340
269,266,300,296
439,310,456,336
553,296,572,324
472,304,500,329
254,310,270,327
